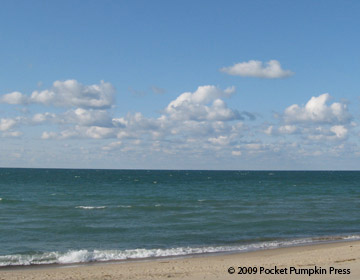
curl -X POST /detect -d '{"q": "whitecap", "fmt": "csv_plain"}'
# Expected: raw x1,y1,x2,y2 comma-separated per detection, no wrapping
75,206,107,210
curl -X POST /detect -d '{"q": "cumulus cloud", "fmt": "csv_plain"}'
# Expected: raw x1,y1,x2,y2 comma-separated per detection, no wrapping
284,93,351,124
30,80,115,108
220,60,294,78
0,91,28,105
305,125,349,141
63,108,113,127
164,85,244,121
31,112,57,124
0,80,115,109
35,84,254,152
330,125,348,139
0,118,17,131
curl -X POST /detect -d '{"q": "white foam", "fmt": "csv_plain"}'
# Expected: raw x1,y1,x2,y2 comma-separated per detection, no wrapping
0,198,2,201
58,250,91,263
1,235,360,267
75,206,107,210
117,205,132,208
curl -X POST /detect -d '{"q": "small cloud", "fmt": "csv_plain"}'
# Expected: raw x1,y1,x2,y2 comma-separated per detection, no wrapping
278,125,297,134
330,125,348,139
2,131,22,138
102,141,122,151
208,135,230,145
264,125,274,135
231,150,242,156
220,60,294,79
32,112,56,124
151,86,166,95
41,131,58,139
0,118,17,131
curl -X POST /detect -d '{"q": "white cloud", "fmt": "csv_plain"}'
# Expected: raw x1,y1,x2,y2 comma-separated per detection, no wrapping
264,125,274,135
102,141,122,151
0,118,17,131
2,131,22,137
83,126,116,139
208,135,230,145
278,125,297,134
42,125,117,140
32,112,57,124
167,85,234,108
30,80,115,108
41,131,57,139
164,85,242,121
0,80,116,109
330,125,348,139
63,108,112,127
6,78,358,169
284,93,351,124
0,91,28,105
220,60,294,78
231,150,242,156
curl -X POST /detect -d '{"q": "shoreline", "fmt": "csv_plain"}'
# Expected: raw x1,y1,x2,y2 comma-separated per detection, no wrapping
1,240,360,279
2,236,360,270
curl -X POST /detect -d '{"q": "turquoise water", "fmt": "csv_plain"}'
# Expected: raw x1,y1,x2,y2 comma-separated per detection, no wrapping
1,169,360,266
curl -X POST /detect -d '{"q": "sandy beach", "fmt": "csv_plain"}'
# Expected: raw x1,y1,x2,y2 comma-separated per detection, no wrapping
1,241,359,280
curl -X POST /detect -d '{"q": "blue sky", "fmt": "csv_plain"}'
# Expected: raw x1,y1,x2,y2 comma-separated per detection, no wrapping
1,0,360,169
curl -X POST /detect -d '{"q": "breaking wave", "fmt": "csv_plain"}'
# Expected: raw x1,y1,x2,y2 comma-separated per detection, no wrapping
1,234,360,267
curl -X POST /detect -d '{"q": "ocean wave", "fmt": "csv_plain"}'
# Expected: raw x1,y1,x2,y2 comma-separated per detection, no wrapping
75,206,107,210
1,234,360,267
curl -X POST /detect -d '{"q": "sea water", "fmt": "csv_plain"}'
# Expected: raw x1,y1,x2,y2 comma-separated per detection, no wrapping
0,169,359,266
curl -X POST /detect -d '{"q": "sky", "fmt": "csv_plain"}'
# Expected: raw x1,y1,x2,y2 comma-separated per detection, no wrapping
1,0,360,170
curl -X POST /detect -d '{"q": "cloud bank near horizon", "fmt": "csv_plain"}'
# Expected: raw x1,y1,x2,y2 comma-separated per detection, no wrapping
1,76,358,169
